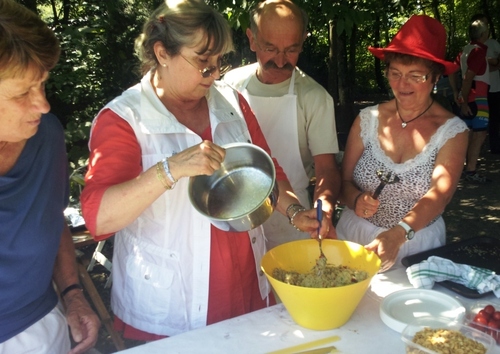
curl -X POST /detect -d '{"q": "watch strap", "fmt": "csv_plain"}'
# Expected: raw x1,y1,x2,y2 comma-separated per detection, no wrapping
398,221,414,241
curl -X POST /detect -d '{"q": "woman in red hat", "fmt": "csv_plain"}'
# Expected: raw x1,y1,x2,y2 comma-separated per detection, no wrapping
336,15,469,272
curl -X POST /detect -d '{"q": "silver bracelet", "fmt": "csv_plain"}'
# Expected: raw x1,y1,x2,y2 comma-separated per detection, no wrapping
286,203,305,221
162,158,177,189
289,206,306,231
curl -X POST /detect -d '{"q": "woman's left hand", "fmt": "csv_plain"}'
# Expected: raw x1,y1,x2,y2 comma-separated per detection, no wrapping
364,228,405,272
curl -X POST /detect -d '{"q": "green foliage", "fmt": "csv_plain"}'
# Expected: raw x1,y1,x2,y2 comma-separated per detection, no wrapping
213,0,256,31
20,0,500,172
39,0,150,172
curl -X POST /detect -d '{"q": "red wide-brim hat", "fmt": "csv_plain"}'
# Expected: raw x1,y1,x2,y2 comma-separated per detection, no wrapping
368,15,459,75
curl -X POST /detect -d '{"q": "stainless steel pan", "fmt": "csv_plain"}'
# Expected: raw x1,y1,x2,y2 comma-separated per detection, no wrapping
188,142,278,232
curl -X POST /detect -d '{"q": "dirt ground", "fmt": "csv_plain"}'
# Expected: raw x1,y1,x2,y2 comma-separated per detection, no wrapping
444,149,500,242
82,130,500,354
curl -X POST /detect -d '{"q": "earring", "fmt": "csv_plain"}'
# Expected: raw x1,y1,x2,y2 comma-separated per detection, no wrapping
433,82,438,94
162,63,166,67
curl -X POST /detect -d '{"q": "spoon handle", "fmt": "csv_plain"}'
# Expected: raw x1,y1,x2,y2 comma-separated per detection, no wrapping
316,199,327,259
316,199,323,237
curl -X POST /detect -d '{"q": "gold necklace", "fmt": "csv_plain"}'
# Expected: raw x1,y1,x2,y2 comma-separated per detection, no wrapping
396,99,434,128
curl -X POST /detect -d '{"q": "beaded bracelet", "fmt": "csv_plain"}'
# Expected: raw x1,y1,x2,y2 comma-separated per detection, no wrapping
290,207,306,231
286,204,306,231
286,203,305,221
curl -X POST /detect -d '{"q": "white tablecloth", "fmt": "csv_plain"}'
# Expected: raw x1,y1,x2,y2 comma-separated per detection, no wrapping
119,266,500,353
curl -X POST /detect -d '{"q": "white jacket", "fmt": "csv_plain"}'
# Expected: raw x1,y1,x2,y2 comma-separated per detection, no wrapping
94,71,269,336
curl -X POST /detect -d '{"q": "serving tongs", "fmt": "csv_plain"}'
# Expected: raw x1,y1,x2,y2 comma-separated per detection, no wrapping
372,170,400,199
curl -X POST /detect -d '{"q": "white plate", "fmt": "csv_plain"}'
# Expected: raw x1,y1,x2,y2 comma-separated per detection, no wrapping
380,289,465,333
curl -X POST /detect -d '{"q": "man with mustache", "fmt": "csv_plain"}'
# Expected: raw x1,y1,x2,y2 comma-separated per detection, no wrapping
224,0,341,250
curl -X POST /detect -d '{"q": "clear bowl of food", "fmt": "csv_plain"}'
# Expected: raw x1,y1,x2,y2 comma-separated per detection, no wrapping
465,299,500,346
402,316,494,354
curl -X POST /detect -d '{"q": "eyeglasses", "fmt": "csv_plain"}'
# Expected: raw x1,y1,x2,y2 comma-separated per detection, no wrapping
386,70,430,84
179,54,231,78
255,41,302,57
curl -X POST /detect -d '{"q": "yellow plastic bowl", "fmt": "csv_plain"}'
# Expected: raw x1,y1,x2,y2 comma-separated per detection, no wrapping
261,239,381,330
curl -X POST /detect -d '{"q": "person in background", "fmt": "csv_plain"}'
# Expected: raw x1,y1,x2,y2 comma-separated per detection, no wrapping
223,0,341,250
0,1,100,353
81,0,325,341
471,14,500,155
450,17,491,182
337,15,468,272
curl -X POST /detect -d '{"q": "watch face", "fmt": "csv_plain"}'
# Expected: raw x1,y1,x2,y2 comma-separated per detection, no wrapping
406,230,415,240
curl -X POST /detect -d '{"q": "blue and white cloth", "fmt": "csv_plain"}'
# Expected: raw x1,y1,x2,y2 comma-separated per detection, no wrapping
406,256,500,297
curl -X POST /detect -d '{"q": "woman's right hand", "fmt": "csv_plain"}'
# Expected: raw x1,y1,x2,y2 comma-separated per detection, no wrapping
168,140,226,180
354,192,380,218
364,226,405,272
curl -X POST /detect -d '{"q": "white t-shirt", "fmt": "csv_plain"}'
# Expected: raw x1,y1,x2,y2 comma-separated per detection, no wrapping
224,64,339,178
485,38,500,92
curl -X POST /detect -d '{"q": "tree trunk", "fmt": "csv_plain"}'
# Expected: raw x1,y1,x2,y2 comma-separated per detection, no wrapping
328,20,339,105
373,15,386,92
431,0,441,22
329,19,348,136
335,23,354,135
344,24,357,131
50,0,59,26
63,0,71,24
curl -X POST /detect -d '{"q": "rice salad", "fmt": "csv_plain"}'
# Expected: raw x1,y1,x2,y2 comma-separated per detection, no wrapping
272,257,368,288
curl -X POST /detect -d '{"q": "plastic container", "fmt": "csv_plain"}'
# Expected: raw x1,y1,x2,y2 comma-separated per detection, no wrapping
402,317,495,354
260,239,380,330
465,299,500,345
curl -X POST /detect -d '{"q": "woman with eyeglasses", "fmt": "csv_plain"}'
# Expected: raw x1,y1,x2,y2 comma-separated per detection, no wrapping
336,15,469,272
81,0,323,341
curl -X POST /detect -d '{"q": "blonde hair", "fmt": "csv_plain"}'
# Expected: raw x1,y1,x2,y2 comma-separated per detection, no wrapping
135,0,234,75
0,0,60,81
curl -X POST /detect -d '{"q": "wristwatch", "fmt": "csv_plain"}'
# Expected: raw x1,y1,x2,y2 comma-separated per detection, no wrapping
398,221,415,241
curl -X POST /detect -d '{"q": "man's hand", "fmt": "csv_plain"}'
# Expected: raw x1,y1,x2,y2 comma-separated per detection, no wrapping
64,291,101,354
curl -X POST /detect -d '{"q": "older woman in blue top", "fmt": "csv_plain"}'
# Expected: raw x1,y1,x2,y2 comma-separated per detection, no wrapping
0,1,99,353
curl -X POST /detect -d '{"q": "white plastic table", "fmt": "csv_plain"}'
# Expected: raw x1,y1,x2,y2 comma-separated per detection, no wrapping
119,266,500,354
